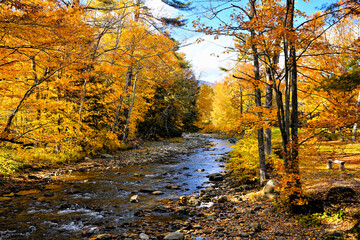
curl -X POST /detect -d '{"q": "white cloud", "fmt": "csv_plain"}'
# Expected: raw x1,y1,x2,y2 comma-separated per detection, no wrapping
145,0,179,18
180,34,236,83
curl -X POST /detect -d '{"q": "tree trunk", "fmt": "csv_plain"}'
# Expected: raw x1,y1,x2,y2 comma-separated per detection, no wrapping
78,79,87,124
112,66,133,133
2,67,59,138
250,18,266,184
122,63,139,141
112,1,140,134
286,0,302,202
31,57,41,120
265,68,273,155
352,91,360,142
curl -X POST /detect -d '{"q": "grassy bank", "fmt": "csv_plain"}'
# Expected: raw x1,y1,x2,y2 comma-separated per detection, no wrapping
226,128,360,237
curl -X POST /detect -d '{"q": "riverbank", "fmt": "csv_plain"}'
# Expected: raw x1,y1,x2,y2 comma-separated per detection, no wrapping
112,172,359,240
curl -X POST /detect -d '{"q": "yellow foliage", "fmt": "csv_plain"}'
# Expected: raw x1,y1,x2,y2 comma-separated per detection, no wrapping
227,133,260,183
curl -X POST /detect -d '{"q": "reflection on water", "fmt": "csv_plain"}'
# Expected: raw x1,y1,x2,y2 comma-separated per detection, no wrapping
0,138,232,239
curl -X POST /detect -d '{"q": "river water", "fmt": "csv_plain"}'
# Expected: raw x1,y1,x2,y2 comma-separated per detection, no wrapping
0,138,232,239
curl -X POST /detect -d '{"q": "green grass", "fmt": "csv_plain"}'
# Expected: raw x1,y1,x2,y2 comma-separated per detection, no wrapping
0,143,85,177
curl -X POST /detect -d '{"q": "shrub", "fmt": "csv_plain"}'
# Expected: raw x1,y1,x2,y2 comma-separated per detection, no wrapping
227,135,259,183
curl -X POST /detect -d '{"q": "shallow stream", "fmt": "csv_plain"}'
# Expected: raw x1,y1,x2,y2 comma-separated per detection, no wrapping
0,138,232,239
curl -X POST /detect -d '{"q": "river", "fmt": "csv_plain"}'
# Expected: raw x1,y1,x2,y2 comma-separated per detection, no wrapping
0,137,232,239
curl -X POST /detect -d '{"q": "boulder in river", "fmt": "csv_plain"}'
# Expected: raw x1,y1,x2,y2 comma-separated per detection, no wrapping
139,189,154,193
228,138,237,143
164,231,184,240
188,197,200,206
208,173,224,181
139,233,149,239
152,191,163,195
179,196,187,205
130,195,139,203
166,184,181,190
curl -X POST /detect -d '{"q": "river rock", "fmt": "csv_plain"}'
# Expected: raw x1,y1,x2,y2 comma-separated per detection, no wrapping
188,197,200,206
154,204,172,212
152,191,163,195
139,233,149,239
175,207,190,216
208,173,224,181
140,189,154,193
99,154,114,159
263,208,274,213
166,184,181,190
179,196,187,205
239,232,250,237
220,195,229,203
164,231,184,240
228,138,237,143
196,169,205,172
262,179,278,198
130,195,139,203
250,223,261,232
94,234,114,240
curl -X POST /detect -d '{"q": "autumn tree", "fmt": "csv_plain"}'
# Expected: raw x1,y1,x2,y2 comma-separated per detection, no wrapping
0,0,197,159
0,0,94,148
137,55,198,139
195,83,214,130
83,0,194,142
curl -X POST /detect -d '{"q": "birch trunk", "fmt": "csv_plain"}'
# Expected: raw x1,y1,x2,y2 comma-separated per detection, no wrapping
249,1,266,184
352,91,360,142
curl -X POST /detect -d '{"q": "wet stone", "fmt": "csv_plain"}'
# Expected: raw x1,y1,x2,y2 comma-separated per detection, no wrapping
164,231,184,240
140,189,154,193
193,224,202,229
130,195,139,203
208,173,224,181
94,234,114,240
152,191,163,195
139,233,149,239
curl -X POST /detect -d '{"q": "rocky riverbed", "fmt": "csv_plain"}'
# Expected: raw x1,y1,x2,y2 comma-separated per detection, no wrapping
0,134,237,239
0,133,359,240
0,134,210,196
109,174,360,240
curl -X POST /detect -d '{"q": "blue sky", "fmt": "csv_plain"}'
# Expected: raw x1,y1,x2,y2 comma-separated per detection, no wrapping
173,0,340,83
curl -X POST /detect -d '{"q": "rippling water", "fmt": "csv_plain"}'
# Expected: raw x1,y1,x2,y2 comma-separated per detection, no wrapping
0,138,232,239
